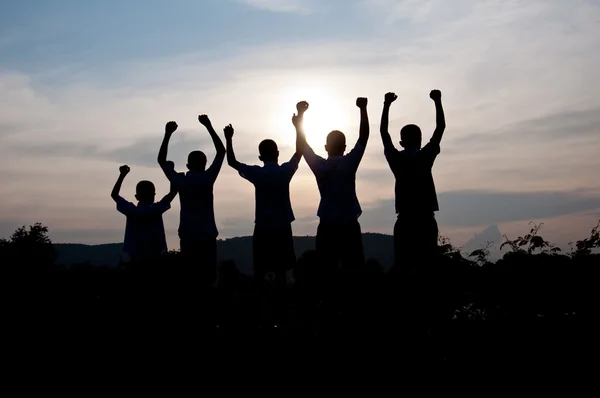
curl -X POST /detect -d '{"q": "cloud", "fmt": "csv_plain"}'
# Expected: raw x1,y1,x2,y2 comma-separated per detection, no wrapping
357,0,464,25
359,189,600,230
451,107,600,149
230,0,314,13
9,132,220,168
451,188,600,228
461,225,503,251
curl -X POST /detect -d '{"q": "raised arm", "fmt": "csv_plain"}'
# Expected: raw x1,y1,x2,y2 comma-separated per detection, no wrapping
223,124,240,170
356,97,369,147
158,121,178,167
198,114,226,158
380,92,397,151
162,180,178,203
291,101,309,163
296,101,325,174
429,89,446,145
111,165,130,201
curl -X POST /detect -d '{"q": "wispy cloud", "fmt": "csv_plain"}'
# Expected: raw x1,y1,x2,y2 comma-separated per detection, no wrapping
231,0,314,13
359,189,600,229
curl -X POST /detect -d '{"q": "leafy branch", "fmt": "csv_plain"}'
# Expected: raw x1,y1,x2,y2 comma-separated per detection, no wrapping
468,241,494,266
569,220,600,257
500,222,561,255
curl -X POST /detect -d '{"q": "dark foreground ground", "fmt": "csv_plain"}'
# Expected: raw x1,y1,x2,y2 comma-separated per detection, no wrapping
4,253,600,380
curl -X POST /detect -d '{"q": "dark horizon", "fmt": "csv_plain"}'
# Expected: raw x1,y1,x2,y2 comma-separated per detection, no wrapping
2,1,599,249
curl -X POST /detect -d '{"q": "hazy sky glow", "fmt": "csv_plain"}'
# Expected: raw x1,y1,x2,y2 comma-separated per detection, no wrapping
1,0,600,251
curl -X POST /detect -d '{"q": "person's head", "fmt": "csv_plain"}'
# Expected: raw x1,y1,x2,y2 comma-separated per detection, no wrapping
325,130,346,157
187,151,207,172
258,139,279,163
165,160,175,170
135,180,156,203
400,124,422,150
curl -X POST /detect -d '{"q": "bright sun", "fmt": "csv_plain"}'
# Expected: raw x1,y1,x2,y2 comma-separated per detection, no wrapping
271,85,352,150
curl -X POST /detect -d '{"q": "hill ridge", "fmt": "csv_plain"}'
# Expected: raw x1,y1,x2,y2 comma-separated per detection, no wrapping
53,233,395,275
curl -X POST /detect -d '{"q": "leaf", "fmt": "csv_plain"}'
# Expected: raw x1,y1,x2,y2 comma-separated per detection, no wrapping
530,236,545,247
469,249,482,258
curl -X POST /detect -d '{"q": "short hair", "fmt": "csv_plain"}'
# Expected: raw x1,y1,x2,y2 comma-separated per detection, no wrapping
136,180,155,197
188,151,207,169
259,139,278,160
326,130,346,148
400,124,422,146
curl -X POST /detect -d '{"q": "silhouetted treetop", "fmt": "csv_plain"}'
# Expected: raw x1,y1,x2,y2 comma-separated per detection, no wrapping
0,223,56,268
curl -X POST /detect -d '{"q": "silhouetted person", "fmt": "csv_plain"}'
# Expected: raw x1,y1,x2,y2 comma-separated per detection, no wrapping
157,118,226,287
224,110,305,289
166,160,187,179
217,260,242,290
301,98,370,272
379,90,446,271
111,164,177,265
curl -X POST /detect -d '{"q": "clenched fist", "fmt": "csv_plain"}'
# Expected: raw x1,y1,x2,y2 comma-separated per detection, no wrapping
296,101,309,115
384,92,397,105
198,114,211,126
223,124,234,140
356,97,368,109
165,121,178,135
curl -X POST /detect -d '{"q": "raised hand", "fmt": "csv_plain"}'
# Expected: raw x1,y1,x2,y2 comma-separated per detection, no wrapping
165,121,178,135
198,114,211,126
296,101,309,115
384,92,397,105
356,97,368,109
292,101,308,128
429,89,441,101
119,165,130,175
223,124,234,140
292,113,301,128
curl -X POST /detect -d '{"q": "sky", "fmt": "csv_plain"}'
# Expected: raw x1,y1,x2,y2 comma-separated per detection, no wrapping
1,0,600,252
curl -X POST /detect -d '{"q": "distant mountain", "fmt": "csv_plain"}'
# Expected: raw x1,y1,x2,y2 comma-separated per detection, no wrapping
460,225,503,261
54,233,394,275
53,243,125,267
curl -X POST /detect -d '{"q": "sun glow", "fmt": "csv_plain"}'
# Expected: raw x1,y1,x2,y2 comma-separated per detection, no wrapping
271,84,353,150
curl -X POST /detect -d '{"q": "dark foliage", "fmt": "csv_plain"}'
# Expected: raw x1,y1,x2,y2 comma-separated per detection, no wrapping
1,223,56,271
3,221,600,374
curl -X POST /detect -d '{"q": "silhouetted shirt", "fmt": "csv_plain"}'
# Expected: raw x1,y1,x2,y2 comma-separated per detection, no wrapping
384,140,440,215
162,154,224,240
303,141,365,223
115,196,171,259
238,158,299,229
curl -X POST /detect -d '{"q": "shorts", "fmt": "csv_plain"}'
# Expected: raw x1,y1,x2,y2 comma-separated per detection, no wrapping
393,212,438,267
315,219,365,270
253,224,296,275
179,237,217,286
